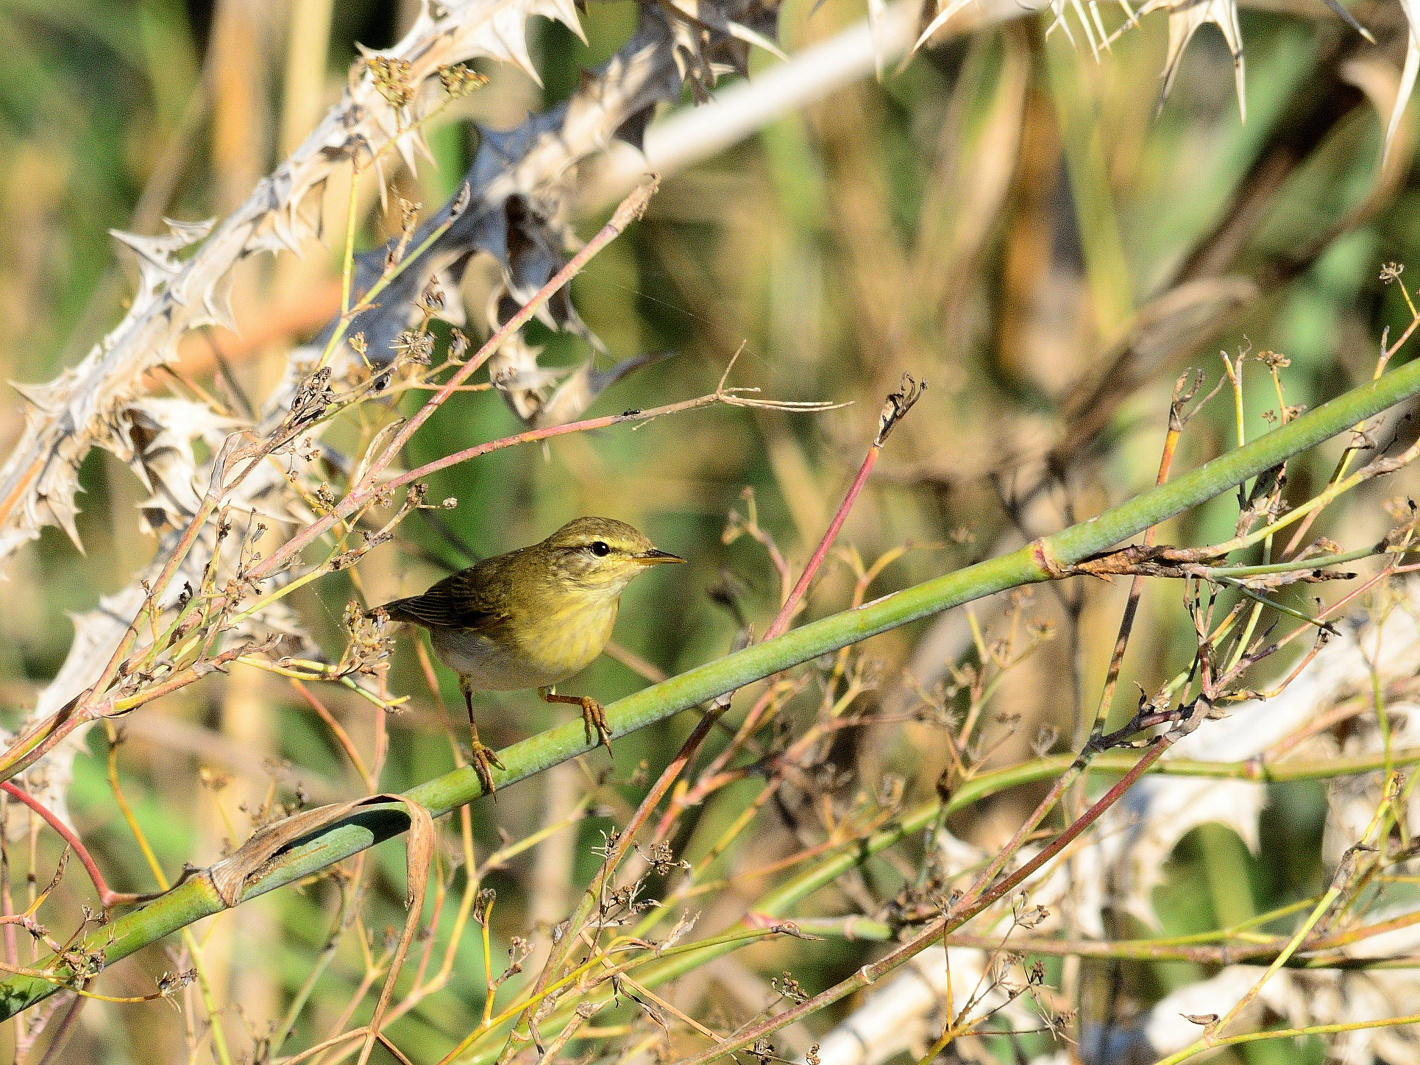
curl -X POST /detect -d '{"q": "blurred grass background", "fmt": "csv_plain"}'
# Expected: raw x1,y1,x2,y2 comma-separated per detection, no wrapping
0,0,1415,1060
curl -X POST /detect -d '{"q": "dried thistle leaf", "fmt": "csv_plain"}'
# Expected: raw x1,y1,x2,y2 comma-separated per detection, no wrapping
1139,0,1247,121
1387,0,1420,159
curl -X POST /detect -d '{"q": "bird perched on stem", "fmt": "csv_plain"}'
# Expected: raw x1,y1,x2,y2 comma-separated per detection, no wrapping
376,517,684,795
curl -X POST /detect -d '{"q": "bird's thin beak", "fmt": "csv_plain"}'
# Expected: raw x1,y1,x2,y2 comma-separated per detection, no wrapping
636,549,686,565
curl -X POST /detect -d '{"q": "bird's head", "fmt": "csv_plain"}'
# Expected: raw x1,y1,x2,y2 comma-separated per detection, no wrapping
533,516,685,597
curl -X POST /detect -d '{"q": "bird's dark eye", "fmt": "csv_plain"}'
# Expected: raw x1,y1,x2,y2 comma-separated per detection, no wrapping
589,541,611,557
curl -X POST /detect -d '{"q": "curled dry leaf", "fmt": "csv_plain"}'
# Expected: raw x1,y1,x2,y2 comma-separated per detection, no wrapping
208,793,434,909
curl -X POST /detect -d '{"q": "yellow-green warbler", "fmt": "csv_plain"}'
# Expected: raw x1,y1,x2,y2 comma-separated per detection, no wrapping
377,517,684,794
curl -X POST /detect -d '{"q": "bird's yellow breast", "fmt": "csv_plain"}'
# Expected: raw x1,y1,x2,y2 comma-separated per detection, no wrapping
432,589,619,692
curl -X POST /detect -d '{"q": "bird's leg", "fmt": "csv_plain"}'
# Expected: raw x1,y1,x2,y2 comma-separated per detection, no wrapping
540,687,613,755
460,676,506,796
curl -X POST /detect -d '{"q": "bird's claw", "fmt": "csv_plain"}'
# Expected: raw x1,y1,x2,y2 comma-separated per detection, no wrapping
581,697,614,757
471,741,506,798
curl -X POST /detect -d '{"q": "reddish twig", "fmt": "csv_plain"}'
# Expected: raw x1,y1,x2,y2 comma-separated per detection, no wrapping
693,375,926,786
291,680,375,791
765,374,925,642
0,783,138,910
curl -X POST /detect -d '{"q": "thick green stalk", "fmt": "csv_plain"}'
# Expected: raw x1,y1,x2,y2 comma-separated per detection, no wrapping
1,358,1418,1020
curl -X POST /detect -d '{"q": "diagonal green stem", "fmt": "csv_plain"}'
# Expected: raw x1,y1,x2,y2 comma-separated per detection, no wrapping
1,355,1419,1019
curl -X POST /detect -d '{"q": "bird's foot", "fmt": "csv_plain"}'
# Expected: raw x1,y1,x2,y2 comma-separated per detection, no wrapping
580,697,614,757
470,741,506,798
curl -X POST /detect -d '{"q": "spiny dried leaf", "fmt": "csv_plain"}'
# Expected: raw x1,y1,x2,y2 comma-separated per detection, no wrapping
313,3,762,370
1388,0,1420,159
914,0,981,51
1053,0,1111,57
108,399,239,533
194,271,240,333
1137,0,1246,121
532,351,672,428
421,0,586,84
0,0,590,565
488,332,563,423
109,217,217,306
662,0,787,61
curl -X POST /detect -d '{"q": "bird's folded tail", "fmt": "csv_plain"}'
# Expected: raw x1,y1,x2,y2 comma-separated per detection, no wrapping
372,592,488,630
371,598,418,625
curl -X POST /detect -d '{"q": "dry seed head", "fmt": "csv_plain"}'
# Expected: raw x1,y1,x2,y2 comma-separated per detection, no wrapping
641,841,677,875
198,766,230,790
474,887,496,924
439,63,489,98
368,55,414,109
419,277,446,315
287,367,334,429
772,972,807,1003
159,970,198,996
448,327,469,363
1027,617,1056,640
394,330,435,365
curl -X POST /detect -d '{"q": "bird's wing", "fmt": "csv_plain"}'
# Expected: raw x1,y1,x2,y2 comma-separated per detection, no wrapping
380,557,513,631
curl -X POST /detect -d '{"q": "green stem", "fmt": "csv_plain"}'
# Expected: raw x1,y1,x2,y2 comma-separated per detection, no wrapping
3,358,1420,1019
1200,545,1380,578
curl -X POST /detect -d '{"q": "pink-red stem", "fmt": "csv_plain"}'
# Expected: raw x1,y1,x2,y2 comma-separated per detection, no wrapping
0,783,133,910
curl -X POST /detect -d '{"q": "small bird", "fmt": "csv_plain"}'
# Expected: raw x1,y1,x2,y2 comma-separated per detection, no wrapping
377,517,685,794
